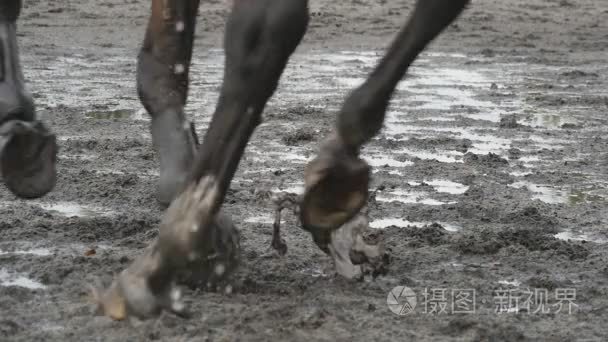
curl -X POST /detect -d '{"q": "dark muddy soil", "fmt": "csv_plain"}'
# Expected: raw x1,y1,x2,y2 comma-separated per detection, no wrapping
2,0,608,341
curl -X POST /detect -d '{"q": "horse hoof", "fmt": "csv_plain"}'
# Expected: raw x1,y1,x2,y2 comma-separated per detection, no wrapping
92,209,240,320
179,211,241,290
0,119,57,198
299,137,370,249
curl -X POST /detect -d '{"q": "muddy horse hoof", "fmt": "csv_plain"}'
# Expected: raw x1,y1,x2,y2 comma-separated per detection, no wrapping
178,211,240,290
92,213,239,320
91,268,189,320
92,178,240,320
0,119,57,198
273,190,387,279
299,135,370,251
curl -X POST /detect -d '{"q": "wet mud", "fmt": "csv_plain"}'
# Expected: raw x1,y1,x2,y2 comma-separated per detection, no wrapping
2,0,608,341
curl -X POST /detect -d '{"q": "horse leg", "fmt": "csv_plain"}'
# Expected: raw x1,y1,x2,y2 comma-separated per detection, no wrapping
95,0,309,320
0,0,57,198
137,0,200,206
300,0,470,251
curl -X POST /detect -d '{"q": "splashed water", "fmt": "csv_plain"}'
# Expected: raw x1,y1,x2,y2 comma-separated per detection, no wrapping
369,218,461,232
0,269,46,290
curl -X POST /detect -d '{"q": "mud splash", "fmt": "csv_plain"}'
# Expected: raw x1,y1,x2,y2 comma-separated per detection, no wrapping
0,269,46,290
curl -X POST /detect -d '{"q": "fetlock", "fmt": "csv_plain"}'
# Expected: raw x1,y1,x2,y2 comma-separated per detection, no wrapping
0,82,35,124
0,20,35,123
150,110,198,206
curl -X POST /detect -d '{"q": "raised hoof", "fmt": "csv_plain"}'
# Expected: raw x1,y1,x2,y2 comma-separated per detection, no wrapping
0,119,57,198
151,111,199,206
300,136,370,247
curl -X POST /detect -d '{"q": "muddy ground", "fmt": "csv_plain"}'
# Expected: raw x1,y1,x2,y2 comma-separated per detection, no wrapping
1,0,608,341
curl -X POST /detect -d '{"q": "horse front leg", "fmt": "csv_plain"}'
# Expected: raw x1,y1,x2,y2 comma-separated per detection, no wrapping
299,0,470,269
0,0,57,198
95,0,309,320
137,0,201,206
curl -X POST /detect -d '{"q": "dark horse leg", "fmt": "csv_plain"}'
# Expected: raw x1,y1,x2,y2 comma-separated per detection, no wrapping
269,0,471,279
95,0,309,319
137,0,201,206
299,0,470,252
0,0,57,198
95,0,472,319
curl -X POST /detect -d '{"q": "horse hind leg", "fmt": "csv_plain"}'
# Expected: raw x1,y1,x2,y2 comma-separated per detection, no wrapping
137,0,201,206
299,0,470,268
0,0,57,199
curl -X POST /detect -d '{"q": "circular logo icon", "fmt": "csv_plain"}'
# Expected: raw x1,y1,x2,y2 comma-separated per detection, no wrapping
387,286,417,315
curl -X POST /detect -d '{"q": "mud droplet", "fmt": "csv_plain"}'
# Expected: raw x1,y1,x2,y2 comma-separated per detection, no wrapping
224,284,232,295
214,264,225,276
188,252,199,261
171,301,185,313
170,287,181,301
174,64,185,74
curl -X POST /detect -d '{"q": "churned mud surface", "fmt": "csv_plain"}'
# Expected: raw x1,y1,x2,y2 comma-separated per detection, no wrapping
2,0,608,341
